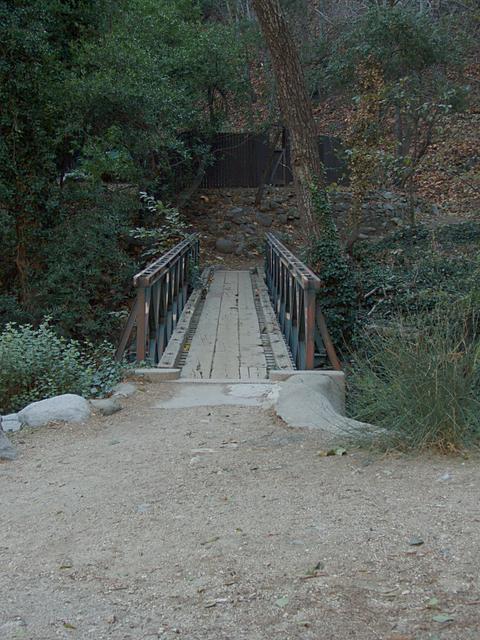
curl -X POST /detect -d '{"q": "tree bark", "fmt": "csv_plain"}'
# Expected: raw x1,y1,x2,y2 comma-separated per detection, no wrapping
251,0,324,239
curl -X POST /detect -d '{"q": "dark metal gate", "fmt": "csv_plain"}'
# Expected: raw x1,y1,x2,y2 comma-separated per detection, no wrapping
201,131,345,189
201,131,291,188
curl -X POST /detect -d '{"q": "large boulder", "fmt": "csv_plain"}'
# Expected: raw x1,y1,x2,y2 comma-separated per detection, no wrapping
18,394,91,429
274,372,377,438
0,428,17,460
255,211,273,227
215,237,236,254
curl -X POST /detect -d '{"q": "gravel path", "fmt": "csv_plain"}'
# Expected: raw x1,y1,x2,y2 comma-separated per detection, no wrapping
1,381,479,639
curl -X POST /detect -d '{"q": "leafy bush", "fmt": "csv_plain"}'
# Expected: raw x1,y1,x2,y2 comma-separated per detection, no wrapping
348,300,480,452
32,185,138,343
327,5,460,84
129,192,188,260
354,222,480,323
0,320,125,413
305,187,357,346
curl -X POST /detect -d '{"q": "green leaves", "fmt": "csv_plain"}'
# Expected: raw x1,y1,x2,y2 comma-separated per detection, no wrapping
0,319,126,413
328,5,461,85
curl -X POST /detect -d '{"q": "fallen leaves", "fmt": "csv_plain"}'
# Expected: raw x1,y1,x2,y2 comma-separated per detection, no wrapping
318,447,347,457
62,622,76,630
200,536,220,546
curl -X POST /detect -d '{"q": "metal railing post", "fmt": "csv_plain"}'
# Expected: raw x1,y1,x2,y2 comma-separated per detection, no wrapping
117,233,200,364
135,286,147,363
264,232,341,371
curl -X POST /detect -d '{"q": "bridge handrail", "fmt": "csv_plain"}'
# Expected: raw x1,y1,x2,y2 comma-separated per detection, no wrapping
116,233,200,363
264,233,341,371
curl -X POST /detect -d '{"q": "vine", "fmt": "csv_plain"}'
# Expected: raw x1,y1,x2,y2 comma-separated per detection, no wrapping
306,185,357,347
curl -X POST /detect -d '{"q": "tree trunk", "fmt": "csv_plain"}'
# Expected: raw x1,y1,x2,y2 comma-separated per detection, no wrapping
251,0,324,239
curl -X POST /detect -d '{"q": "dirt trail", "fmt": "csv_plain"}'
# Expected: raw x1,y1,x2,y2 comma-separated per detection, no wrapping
1,381,479,639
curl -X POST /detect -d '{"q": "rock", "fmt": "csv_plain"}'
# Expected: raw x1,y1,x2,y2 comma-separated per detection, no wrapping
333,202,350,212
136,503,152,514
230,208,248,225
232,216,246,225
274,372,379,437
1,413,22,433
0,428,17,460
215,237,236,254
235,241,246,256
112,382,137,398
277,213,288,225
391,217,403,226
379,190,395,200
286,209,300,221
438,471,452,482
256,212,273,227
18,394,91,428
90,397,122,416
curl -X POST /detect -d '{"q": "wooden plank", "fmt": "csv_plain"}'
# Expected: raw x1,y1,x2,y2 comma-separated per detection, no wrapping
178,269,290,381
255,268,294,370
211,271,240,379
158,268,211,369
238,270,267,379
181,271,225,379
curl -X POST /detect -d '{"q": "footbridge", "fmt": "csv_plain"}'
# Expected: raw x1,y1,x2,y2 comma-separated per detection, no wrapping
116,233,341,379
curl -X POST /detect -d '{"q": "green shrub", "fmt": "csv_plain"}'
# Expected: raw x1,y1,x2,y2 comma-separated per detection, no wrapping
348,300,480,452
33,185,138,343
353,222,480,324
0,320,125,413
305,187,357,346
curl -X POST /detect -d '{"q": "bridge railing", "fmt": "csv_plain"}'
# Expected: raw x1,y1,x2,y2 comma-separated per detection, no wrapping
264,233,341,371
116,234,200,364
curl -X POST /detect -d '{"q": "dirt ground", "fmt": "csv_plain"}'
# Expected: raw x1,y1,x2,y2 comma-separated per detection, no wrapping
1,381,480,640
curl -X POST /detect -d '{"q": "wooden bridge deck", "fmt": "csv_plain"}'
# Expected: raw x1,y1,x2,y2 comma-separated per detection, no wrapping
181,270,270,380
118,234,340,375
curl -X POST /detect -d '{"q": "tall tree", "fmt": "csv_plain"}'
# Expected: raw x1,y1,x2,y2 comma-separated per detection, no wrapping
251,0,324,238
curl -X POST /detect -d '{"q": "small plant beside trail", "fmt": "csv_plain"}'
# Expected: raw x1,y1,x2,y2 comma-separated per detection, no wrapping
129,192,189,261
0,320,125,414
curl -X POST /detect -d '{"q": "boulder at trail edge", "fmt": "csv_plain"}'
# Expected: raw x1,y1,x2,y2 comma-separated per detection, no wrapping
18,394,91,428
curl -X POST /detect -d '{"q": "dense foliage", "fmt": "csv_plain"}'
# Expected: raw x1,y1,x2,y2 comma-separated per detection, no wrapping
0,320,125,413
347,222,480,451
353,222,480,322
0,0,247,343
306,187,357,345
